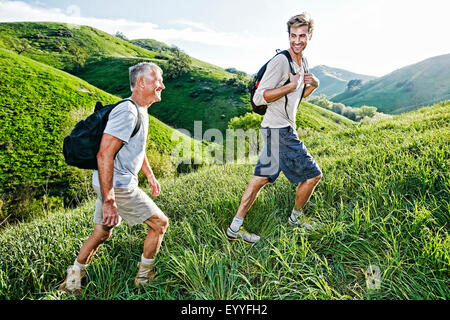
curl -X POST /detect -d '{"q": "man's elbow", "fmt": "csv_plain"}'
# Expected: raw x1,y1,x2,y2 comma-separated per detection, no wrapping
96,148,114,164
253,90,268,106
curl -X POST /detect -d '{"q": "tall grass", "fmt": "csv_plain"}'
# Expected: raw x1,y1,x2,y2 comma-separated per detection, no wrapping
0,102,448,300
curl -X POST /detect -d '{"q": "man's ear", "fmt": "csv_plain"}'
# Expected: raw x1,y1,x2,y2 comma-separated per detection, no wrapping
308,31,313,40
137,76,145,89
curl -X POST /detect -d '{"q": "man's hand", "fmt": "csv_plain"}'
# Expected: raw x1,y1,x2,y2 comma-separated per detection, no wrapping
102,201,120,227
304,73,320,88
147,174,161,197
288,72,302,91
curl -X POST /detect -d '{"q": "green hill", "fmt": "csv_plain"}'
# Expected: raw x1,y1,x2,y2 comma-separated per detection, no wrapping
331,54,450,114
1,101,448,300
0,22,158,71
0,22,250,135
0,22,355,136
310,65,377,98
0,47,202,222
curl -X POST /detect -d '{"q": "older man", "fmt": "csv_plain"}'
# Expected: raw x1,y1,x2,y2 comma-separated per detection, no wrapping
59,62,168,295
226,12,322,244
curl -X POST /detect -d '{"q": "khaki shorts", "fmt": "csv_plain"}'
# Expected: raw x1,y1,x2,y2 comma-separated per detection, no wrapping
93,184,161,227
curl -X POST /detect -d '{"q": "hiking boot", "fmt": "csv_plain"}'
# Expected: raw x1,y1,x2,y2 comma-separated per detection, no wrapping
226,226,260,244
288,215,317,231
134,262,157,286
58,266,86,296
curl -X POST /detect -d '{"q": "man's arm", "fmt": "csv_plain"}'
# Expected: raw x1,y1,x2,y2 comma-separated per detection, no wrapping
263,73,301,103
141,153,161,197
96,133,124,227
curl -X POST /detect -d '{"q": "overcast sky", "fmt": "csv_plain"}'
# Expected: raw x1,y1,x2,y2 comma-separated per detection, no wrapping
1,0,449,76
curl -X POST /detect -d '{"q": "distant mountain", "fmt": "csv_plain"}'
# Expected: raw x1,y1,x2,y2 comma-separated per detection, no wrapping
331,54,450,114
310,65,377,97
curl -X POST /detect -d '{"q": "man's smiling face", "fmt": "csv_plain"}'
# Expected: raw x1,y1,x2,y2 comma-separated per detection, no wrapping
289,25,312,55
142,69,165,104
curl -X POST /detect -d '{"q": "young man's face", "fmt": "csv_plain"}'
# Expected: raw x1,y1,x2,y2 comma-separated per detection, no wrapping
289,25,312,55
141,69,165,104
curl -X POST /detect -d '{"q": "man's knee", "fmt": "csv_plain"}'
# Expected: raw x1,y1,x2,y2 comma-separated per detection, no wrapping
159,214,169,234
309,173,322,185
93,225,113,243
300,174,322,187
251,176,270,190
146,212,169,235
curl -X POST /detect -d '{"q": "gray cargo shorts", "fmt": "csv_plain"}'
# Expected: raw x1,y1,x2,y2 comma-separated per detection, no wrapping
93,184,161,226
254,126,322,184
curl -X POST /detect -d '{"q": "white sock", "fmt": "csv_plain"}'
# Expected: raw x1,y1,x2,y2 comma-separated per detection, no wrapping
229,216,244,232
137,255,154,279
141,254,154,267
73,259,88,272
290,208,303,222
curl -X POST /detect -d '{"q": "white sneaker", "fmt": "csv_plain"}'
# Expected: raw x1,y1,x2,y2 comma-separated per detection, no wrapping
58,266,85,296
288,215,317,231
226,226,260,244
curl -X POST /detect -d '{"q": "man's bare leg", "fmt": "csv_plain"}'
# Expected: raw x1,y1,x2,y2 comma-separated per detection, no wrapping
76,224,113,265
226,176,269,243
294,174,322,211
290,174,322,229
135,210,169,285
143,211,169,259
235,176,270,219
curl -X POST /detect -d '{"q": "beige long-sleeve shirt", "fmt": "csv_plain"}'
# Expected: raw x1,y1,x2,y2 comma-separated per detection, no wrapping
253,53,305,129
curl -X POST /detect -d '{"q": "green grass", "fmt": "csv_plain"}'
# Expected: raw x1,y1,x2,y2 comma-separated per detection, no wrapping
1,101,448,300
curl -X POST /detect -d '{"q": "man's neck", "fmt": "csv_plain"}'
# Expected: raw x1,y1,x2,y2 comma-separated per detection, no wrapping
287,48,303,66
130,93,151,109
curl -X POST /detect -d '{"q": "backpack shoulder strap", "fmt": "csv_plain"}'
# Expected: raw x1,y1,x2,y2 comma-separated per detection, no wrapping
302,56,309,74
120,98,142,138
279,50,296,75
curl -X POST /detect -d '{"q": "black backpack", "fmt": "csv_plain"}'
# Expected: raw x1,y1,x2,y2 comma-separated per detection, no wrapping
250,49,309,116
63,99,142,170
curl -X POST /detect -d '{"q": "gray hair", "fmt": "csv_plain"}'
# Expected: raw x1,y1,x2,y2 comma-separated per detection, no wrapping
129,62,163,92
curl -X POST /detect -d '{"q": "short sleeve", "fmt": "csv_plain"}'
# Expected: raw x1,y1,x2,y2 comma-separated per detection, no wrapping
103,101,138,143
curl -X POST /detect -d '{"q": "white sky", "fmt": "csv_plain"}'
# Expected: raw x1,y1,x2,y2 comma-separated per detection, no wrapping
0,0,449,76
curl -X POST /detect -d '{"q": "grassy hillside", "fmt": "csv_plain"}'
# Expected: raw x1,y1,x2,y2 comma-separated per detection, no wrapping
0,47,203,222
0,22,158,71
0,22,251,135
331,54,450,114
310,65,376,98
1,101,448,300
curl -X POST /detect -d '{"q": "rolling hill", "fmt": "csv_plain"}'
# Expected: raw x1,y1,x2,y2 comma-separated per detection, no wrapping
331,54,450,114
0,22,356,136
310,65,376,97
0,22,250,135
